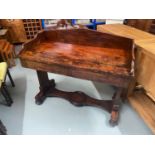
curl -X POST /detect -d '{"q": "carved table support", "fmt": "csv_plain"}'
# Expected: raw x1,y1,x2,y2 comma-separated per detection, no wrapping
35,70,124,126
35,71,55,104
110,87,123,126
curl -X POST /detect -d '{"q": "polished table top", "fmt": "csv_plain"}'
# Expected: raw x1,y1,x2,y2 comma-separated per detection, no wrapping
20,41,132,76
19,28,134,87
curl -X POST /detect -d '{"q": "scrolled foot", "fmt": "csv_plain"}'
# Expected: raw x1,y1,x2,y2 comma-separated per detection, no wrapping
109,110,119,127
35,99,45,105
35,92,46,105
109,119,118,127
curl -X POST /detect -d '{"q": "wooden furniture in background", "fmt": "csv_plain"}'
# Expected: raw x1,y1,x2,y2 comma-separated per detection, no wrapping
149,19,155,34
125,19,153,32
0,39,16,67
0,29,9,40
129,91,155,134
0,19,42,43
0,19,27,43
22,19,42,40
19,28,134,126
125,19,155,35
97,24,155,134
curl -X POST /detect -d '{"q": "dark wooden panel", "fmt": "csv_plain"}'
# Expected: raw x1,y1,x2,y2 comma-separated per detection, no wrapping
125,19,153,32
44,29,133,50
125,19,155,35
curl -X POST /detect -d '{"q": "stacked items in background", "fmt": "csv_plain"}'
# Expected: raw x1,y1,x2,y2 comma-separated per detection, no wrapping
0,39,16,67
43,19,59,27
125,19,155,34
22,19,42,40
0,19,43,43
0,19,27,43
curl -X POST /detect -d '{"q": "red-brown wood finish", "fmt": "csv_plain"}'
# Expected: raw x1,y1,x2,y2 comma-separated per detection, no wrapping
19,28,135,126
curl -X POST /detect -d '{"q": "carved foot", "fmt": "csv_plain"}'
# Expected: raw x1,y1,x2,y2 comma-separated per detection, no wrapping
109,87,123,126
110,102,120,126
35,91,46,105
109,110,119,126
35,79,56,105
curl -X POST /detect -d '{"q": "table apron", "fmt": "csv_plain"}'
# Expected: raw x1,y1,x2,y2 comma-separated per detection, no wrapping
20,59,132,88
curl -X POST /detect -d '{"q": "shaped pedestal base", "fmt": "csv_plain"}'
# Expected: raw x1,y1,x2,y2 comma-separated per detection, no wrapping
35,71,124,126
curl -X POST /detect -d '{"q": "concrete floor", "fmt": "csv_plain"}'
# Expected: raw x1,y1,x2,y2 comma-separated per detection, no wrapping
0,58,153,135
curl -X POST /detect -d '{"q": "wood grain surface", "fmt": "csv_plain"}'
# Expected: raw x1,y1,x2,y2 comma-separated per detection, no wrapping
19,28,134,87
98,24,155,58
98,24,155,99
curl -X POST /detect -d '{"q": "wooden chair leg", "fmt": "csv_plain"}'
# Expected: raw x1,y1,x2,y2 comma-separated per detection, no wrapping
7,69,15,87
1,83,13,106
0,120,7,135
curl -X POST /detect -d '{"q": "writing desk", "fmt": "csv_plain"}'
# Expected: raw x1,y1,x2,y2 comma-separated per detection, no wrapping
19,28,134,126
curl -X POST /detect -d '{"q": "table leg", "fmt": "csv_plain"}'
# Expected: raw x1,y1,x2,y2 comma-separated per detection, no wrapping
121,88,128,102
35,71,125,126
35,70,55,105
110,87,123,126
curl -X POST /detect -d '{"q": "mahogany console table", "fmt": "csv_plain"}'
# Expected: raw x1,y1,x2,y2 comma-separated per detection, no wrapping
19,28,134,126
